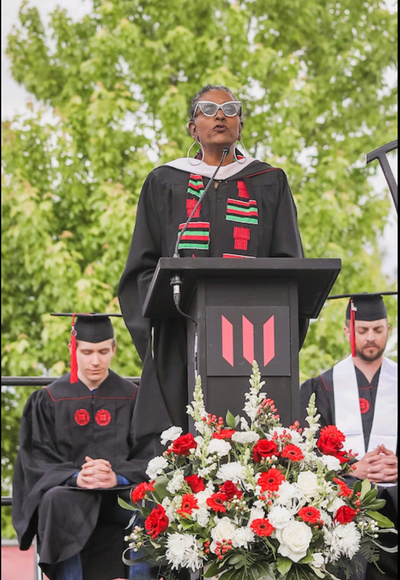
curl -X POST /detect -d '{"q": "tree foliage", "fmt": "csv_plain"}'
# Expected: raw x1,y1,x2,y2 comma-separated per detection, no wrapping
1,0,397,537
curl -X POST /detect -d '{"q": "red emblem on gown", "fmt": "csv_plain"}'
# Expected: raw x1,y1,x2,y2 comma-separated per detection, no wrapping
95,409,111,426
74,409,90,426
359,398,370,414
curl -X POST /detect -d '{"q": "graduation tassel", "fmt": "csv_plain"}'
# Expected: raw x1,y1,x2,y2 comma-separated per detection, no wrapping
70,313,78,383
350,299,357,357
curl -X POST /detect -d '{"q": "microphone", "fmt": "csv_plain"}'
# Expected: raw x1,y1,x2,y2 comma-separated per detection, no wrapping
170,147,229,316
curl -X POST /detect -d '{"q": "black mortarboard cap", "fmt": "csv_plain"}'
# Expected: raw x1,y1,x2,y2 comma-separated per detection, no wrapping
51,313,122,382
327,292,397,357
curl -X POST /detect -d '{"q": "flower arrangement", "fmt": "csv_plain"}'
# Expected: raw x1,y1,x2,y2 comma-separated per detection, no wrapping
120,362,395,580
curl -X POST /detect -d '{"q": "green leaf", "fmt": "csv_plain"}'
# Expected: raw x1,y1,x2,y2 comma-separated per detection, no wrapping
277,556,292,575
117,496,137,512
203,561,221,577
360,478,372,499
153,475,169,502
226,410,237,429
366,511,395,528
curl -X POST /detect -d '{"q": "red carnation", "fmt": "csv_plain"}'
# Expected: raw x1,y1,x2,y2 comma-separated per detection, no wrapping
145,505,169,539
185,474,206,493
206,492,227,513
281,444,304,462
258,468,285,492
298,506,321,524
212,429,236,440
317,425,348,464
219,481,243,500
131,481,155,503
171,433,197,456
334,505,357,524
251,518,274,537
333,478,353,498
252,439,279,463
176,494,199,518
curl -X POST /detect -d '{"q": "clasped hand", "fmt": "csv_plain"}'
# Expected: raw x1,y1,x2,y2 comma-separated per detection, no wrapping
352,445,398,483
77,455,117,489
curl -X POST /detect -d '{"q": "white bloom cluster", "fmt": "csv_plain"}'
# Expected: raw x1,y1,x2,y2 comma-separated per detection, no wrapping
324,522,361,560
167,470,185,493
166,533,204,571
146,456,168,479
231,431,260,444
207,438,231,457
216,461,246,483
160,426,183,446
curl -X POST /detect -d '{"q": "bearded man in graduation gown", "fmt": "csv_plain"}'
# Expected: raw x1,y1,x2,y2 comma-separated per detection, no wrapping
118,84,308,449
12,314,154,580
300,293,398,580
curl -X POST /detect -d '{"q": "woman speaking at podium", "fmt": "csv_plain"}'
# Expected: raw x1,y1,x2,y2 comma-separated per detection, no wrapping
118,85,306,448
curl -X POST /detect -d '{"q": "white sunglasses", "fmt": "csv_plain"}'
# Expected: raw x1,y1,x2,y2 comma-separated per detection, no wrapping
194,100,242,117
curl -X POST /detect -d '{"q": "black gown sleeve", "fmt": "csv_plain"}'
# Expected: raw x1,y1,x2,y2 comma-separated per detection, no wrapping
299,376,334,430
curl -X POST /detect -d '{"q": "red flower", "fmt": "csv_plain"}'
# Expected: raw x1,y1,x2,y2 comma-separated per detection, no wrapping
145,505,169,539
281,444,304,462
206,492,228,513
359,398,370,414
131,481,155,503
171,433,197,456
334,505,357,524
258,468,286,492
317,425,348,464
252,439,279,463
333,478,353,498
251,518,274,537
185,474,206,493
298,506,321,524
176,494,199,518
212,429,236,440
219,481,243,500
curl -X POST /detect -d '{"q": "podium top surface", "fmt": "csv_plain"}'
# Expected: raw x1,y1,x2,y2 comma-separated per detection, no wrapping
143,257,341,319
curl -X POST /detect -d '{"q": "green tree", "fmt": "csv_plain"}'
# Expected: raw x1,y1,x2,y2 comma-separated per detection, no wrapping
1,0,397,537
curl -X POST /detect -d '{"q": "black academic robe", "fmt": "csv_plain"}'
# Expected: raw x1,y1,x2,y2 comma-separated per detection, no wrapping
12,371,152,580
119,160,307,442
300,365,398,580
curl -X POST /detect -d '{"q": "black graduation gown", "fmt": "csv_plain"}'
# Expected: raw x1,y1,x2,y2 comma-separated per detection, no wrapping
12,371,152,580
300,365,398,580
118,160,307,442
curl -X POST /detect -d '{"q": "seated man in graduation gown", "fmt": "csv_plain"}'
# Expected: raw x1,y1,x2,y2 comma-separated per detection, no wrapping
299,293,398,580
12,313,154,580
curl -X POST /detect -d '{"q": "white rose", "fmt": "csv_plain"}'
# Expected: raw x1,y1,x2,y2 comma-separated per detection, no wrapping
276,521,313,562
210,517,237,553
146,456,168,479
160,426,183,446
297,471,319,499
312,552,325,568
207,439,231,457
318,454,341,472
268,506,293,529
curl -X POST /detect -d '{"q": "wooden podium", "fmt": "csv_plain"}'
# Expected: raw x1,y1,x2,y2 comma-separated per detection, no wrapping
143,258,341,427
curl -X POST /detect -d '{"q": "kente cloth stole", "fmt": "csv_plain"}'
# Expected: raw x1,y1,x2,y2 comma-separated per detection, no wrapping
333,356,398,462
179,175,258,257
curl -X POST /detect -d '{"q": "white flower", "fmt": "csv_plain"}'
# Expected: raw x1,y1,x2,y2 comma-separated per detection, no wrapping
319,509,333,527
207,439,231,457
312,552,325,568
248,506,265,524
268,506,293,529
269,427,303,445
232,527,255,548
195,489,213,509
231,431,260,444
160,426,183,446
276,521,313,562
162,497,177,522
166,533,204,571
327,497,346,516
274,481,305,514
210,517,237,553
318,454,341,471
146,456,168,479
297,471,319,499
216,461,246,483
325,522,361,559
194,508,210,527
167,470,185,493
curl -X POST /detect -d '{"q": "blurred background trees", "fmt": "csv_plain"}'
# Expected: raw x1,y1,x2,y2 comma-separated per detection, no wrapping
1,0,397,537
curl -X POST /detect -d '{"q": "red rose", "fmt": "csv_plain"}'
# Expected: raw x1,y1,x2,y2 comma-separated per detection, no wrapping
171,433,197,456
219,481,243,500
131,481,155,504
317,425,348,464
145,505,169,539
212,429,236,440
334,505,357,524
252,439,279,462
185,475,206,493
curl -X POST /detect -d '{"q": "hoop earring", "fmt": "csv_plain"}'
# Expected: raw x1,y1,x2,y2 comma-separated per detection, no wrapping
234,140,247,164
187,140,205,166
